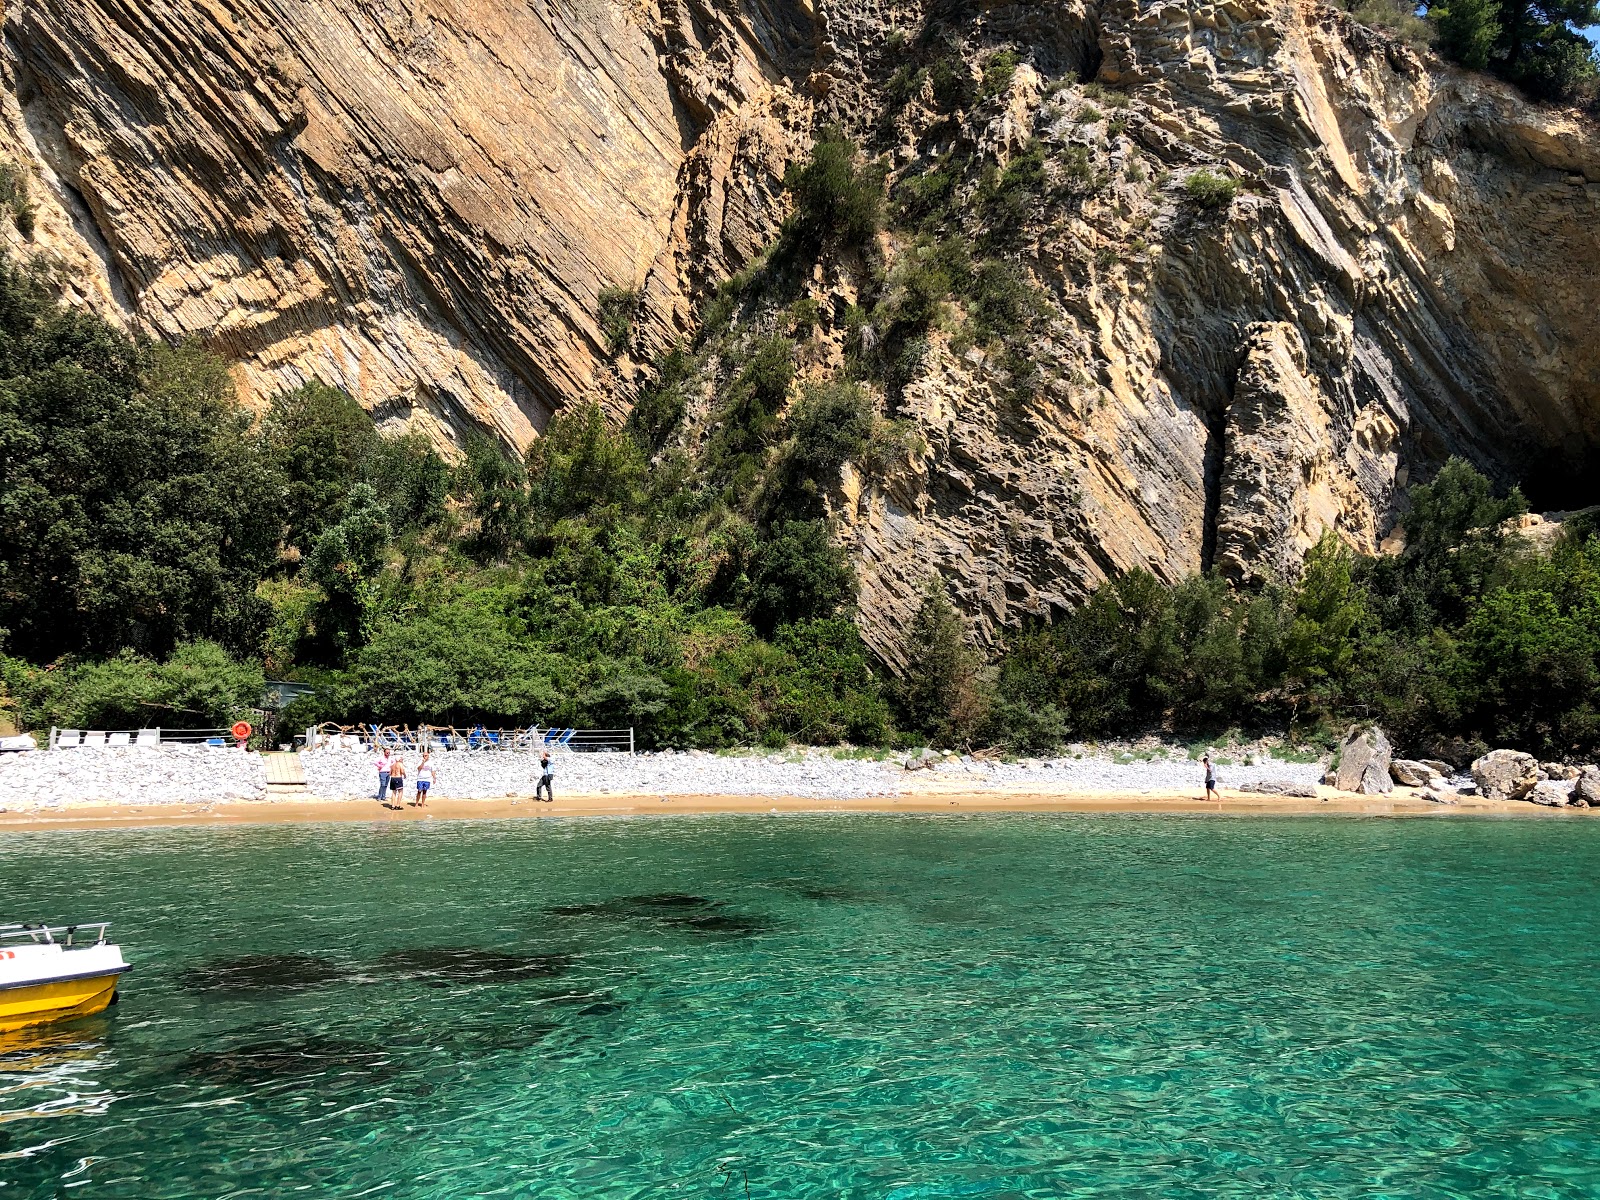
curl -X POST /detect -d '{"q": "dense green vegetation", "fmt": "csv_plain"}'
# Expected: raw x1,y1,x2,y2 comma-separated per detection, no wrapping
986,463,1600,760
1428,0,1598,100
3,120,1599,760
1334,0,1598,102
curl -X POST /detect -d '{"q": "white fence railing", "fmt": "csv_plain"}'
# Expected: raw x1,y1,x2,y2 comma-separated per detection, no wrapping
304,723,635,753
48,727,242,749
45,724,638,754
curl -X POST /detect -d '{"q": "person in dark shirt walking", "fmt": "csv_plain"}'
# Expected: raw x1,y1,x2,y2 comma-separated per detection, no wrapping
536,750,554,803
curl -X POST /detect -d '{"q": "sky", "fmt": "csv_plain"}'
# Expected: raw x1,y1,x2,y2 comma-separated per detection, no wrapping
1587,25,1600,47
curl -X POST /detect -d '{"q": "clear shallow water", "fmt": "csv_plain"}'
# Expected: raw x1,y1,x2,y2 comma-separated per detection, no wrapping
2,814,1599,1199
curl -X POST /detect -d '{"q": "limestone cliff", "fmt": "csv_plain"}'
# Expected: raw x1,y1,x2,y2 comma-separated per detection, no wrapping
1,0,813,443
2,0,1597,662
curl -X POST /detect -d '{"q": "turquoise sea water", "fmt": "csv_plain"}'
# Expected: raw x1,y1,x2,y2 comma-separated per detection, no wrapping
2,813,1599,1198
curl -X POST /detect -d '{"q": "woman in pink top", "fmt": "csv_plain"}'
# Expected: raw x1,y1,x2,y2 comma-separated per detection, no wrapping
375,750,392,802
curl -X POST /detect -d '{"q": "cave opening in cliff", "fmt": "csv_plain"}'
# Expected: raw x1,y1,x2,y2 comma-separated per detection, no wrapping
1076,40,1105,83
1513,448,1600,515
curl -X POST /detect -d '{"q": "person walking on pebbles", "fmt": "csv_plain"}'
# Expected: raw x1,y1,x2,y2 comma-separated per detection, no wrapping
536,749,554,803
1202,754,1220,803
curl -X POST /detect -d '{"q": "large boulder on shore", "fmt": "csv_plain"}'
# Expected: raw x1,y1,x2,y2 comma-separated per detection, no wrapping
1334,726,1393,794
1526,780,1575,807
1391,759,1446,788
1471,750,1541,802
1576,766,1600,806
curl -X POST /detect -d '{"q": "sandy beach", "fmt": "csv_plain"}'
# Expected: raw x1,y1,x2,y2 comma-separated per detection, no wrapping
0,782,1585,830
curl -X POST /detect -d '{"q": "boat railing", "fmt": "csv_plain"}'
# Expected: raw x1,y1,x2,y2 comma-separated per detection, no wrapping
0,922,110,947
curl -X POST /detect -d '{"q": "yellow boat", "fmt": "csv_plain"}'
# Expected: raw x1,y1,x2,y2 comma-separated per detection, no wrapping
0,922,128,1033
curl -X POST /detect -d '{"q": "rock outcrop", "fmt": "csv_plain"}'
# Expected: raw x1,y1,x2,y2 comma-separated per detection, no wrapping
1,0,812,443
2,0,1598,652
1391,758,1447,788
1470,749,1541,801
1578,765,1600,806
1333,724,1392,794
1525,779,1576,807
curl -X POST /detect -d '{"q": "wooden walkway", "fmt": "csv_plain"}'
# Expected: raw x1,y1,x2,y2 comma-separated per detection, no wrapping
263,751,308,797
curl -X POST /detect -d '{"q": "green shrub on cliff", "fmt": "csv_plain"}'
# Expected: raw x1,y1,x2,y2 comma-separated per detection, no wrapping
781,129,884,255
1183,170,1239,209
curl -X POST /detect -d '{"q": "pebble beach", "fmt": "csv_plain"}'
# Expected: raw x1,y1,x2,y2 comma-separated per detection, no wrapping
1,740,1329,815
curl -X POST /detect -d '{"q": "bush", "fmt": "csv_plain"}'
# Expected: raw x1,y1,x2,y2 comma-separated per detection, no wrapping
343,597,562,726
1184,170,1239,209
761,380,873,523
968,260,1040,345
3,641,263,731
1059,145,1105,198
887,64,929,110
527,402,646,523
982,50,1019,97
782,130,884,253
976,143,1047,246
1346,0,1436,48
788,297,823,337
929,57,976,112
597,285,640,355
627,346,695,451
304,484,391,658
702,335,796,491
745,520,856,635
0,162,35,237
771,618,891,744
893,157,959,229
896,585,987,745
450,432,526,563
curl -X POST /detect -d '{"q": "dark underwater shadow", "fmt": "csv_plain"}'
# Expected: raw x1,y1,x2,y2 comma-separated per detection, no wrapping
177,953,350,996
370,947,575,986
543,894,773,937
172,1036,397,1087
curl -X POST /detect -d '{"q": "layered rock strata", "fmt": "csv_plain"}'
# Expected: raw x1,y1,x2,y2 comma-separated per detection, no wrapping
1,0,812,442
1,0,1597,655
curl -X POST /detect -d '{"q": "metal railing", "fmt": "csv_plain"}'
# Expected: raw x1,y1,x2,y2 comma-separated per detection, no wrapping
47,727,241,749
0,922,110,947
305,723,635,754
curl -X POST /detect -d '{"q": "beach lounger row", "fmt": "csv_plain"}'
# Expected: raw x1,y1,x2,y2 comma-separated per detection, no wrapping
52,728,225,748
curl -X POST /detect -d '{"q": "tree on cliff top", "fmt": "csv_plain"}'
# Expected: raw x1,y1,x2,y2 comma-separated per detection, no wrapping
1430,0,1599,99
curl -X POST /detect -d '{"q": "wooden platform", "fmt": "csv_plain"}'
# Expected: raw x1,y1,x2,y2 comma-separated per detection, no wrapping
263,751,308,797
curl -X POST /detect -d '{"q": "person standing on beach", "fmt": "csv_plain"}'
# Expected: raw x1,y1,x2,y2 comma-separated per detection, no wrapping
375,749,392,803
536,750,554,803
1202,754,1220,803
388,754,407,807
413,752,436,807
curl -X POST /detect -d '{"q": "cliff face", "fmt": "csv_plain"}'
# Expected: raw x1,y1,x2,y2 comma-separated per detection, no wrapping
2,0,813,442
823,0,1600,658
3,0,1598,658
